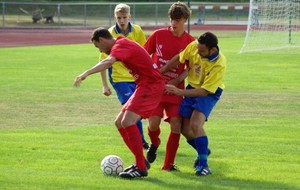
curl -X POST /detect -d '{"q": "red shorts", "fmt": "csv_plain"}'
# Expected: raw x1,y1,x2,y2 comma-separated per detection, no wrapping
151,102,181,122
122,81,165,119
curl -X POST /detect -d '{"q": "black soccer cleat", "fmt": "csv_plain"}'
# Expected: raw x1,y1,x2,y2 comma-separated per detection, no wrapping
143,142,149,150
123,159,151,172
119,168,148,179
162,164,180,172
195,166,212,176
193,148,211,168
146,144,158,163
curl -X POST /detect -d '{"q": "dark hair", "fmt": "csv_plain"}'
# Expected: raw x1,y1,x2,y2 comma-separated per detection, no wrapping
168,1,191,20
90,27,113,42
197,32,218,50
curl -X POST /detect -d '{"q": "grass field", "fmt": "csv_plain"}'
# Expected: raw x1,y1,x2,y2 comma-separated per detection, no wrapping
0,31,299,190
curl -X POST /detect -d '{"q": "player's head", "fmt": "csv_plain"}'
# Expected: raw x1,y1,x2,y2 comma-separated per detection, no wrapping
197,32,219,58
90,27,114,54
168,1,191,20
114,3,131,31
168,2,191,31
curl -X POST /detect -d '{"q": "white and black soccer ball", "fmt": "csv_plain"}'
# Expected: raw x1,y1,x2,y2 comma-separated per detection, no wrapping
100,155,123,176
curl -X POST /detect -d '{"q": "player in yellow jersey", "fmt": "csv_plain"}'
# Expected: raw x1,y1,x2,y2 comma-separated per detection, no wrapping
161,32,227,176
99,3,148,149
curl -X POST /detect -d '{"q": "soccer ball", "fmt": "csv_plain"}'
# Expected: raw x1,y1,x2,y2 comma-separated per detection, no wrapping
100,155,123,176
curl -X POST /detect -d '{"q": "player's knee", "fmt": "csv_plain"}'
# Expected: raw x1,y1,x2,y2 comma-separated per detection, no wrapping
148,124,159,132
114,118,122,128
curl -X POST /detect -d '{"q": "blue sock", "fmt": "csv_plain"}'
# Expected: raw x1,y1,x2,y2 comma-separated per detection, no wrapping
187,139,197,150
136,119,146,144
194,136,209,167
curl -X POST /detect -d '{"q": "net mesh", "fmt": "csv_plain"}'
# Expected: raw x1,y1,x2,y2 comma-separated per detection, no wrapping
240,0,300,53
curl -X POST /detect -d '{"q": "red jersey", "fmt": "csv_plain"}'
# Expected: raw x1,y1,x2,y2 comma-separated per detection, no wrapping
144,27,195,103
110,36,164,84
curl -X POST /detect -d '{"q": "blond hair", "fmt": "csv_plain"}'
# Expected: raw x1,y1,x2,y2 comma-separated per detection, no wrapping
114,3,130,15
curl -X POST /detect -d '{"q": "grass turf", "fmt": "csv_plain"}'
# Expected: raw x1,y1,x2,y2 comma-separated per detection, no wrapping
0,33,299,190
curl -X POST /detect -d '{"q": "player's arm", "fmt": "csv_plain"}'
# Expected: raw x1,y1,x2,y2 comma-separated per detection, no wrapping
167,68,189,87
100,70,112,96
98,53,112,96
160,54,181,74
165,84,209,97
74,56,117,87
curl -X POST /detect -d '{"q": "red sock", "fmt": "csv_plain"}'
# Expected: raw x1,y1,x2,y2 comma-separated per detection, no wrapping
162,132,180,170
147,127,161,147
124,124,146,170
118,128,134,154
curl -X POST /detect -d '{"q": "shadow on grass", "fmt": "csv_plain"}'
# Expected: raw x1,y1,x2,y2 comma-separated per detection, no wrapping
143,169,296,190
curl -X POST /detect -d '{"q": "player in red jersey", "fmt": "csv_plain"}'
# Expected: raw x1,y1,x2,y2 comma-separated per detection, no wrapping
143,2,195,171
74,27,165,179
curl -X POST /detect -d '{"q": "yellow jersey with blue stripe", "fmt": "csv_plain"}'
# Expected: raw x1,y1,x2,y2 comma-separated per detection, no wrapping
99,23,146,82
179,40,227,94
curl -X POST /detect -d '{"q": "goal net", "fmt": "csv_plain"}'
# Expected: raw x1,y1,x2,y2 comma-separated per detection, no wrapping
240,0,300,53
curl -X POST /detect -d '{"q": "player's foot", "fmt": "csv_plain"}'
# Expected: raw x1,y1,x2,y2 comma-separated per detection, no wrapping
123,159,151,172
147,144,158,163
195,166,212,176
193,148,211,168
119,168,148,179
162,164,180,172
143,142,149,150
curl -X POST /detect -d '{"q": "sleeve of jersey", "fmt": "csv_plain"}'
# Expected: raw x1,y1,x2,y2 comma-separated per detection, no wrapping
201,62,226,94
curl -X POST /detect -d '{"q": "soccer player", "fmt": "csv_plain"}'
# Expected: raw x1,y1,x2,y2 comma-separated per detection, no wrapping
161,32,227,176
143,2,195,171
99,3,149,149
74,27,165,179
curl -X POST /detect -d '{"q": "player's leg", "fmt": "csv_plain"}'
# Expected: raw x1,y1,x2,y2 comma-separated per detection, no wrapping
147,114,162,163
189,110,212,176
119,110,148,178
113,81,148,148
115,111,135,154
136,119,149,149
162,104,182,171
146,102,164,163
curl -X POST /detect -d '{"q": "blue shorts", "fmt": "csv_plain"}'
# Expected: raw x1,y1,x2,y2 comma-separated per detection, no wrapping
111,81,136,105
179,85,223,119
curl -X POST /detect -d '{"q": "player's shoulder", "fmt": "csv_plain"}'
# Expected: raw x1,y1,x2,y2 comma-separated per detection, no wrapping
131,23,143,30
108,25,115,32
187,40,198,48
184,31,195,41
218,52,227,64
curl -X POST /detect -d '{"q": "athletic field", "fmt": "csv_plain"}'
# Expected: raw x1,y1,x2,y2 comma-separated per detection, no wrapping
0,28,299,190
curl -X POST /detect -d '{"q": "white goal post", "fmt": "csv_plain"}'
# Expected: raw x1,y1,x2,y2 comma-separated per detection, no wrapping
240,0,300,53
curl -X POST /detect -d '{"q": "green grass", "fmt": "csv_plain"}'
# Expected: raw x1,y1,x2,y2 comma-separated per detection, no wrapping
0,34,300,190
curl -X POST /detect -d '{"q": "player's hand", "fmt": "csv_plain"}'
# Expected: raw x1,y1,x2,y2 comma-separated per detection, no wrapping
103,86,112,96
73,73,88,88
167,78,180,87
165,84,181,95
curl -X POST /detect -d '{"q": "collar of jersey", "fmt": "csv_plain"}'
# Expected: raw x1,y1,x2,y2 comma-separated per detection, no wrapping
208,46,220,62
114,22,133,35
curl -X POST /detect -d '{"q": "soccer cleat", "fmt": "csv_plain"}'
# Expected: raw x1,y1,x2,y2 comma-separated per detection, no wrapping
119,168,148,179
193,148,211,168
143,142,149,150
146,144,158,163
162,164,180,172
123,159,151,172
195,166,212,176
